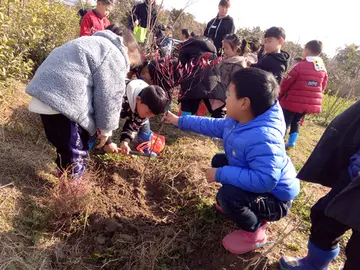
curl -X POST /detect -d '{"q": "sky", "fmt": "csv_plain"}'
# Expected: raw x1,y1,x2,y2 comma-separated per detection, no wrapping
162,0,360,56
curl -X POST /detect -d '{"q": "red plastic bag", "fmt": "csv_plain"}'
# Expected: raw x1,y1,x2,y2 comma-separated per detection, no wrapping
136,132,165,154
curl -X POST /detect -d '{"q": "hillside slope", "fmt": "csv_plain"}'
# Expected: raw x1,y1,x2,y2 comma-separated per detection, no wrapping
0,83,345,270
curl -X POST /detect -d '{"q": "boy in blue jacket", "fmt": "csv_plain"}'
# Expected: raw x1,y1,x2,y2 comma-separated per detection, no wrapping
163,68,299,254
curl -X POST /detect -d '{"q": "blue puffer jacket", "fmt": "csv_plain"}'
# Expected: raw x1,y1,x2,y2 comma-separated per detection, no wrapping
178,101,300,201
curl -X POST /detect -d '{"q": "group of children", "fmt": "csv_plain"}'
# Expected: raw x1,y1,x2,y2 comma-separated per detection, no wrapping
25,1,359,268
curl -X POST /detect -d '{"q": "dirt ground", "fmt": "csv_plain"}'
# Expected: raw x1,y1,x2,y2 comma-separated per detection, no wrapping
0,83,346,270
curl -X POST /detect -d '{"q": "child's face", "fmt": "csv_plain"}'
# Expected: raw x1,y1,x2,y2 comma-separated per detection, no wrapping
263,37,283,54
136,97,155,119
225,83,251,120
223,41,237,58
97,2,113,17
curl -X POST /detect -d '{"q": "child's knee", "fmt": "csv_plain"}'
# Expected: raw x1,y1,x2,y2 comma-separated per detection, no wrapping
216,185,248,210
212,153,228,168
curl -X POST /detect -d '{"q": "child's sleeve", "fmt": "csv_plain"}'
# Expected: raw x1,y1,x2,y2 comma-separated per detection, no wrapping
215,138,283,193
120,118,146,143
322,72,328,92
178,116,226,139
80,15,92,37
93,52,126,134
279,65,299,100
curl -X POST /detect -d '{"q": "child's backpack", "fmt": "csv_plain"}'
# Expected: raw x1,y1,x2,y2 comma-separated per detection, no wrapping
78,8,90,25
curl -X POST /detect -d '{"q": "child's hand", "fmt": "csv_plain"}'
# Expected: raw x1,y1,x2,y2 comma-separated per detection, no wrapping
96,135,109,149
104,143,120,154
162,111,179,125
120,141,131,155
206,168,217,183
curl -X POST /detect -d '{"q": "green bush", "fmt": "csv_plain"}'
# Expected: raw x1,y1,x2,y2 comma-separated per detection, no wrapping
310,92,357,125
0,0,79,100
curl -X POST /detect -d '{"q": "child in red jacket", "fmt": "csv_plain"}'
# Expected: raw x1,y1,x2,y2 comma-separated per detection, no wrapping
279,40,328,148
80,0,113,37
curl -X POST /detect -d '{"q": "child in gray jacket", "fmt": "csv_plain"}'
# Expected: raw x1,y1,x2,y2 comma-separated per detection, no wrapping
26,25,141,182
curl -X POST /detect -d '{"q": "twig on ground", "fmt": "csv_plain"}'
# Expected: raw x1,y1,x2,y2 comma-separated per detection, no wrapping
0,182,14,189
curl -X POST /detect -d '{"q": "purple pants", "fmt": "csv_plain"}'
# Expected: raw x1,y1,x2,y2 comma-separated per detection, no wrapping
41,114,90,179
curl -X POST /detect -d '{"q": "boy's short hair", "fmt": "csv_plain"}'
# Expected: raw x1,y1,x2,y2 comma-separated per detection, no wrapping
181,29,190,38
139,85,169,115
305,40,323,56
98,0,114,5
231,68,279,116
219,0,231,7
264,27,286,40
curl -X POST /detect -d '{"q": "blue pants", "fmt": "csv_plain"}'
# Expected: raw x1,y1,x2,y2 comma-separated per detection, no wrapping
41,114,89,178
139,119,151,134
212,153,291,232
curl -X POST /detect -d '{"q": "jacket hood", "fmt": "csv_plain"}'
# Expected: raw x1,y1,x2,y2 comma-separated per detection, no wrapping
126,79,149,113
215,15,233,21
93,30,130,71
306,56,327,72
241,101,286,137
270,50,290,64
222,55,246,65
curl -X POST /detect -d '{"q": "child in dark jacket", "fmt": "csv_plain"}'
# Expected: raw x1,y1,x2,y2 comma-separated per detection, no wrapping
250,27,290,84
279,40,328,148
104,79,169,156
163,68,299,254
280,101,360,270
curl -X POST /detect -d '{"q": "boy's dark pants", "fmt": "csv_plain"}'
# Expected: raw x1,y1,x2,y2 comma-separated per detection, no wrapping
283,108,306,134
309,180,359,270
41,114,90,178
181,99,226,118
212,154,292,232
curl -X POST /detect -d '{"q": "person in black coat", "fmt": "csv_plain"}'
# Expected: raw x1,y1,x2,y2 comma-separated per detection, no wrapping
280,101,360,270
204,0,235,56
177,36,227,118
133,37,227,118
128,0,157,31
250,27,290,84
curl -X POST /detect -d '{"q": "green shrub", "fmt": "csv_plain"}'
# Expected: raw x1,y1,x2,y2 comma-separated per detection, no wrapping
310,92,357,125
0,0,79,100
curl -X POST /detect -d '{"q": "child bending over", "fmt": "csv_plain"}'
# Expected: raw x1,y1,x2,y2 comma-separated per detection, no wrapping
27,26,141,183
104,79,169,156
163,68,299,254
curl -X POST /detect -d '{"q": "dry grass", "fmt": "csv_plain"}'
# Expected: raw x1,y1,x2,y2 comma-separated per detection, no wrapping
0,83,346,270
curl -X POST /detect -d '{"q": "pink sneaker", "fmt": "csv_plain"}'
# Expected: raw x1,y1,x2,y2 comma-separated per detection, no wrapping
222,221,268,254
